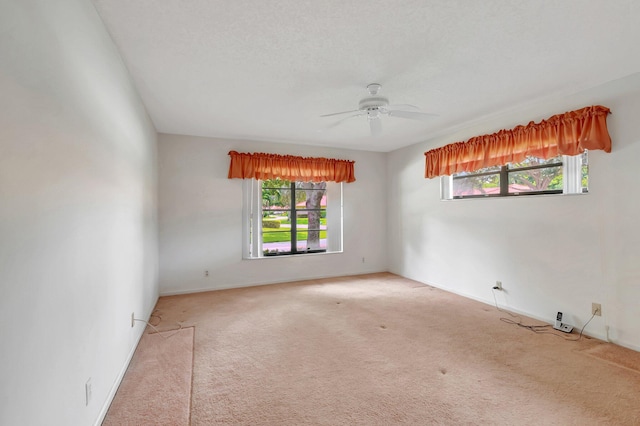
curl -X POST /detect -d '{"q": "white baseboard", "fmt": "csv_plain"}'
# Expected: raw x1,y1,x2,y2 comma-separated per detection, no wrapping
159,269,387,296
93,297,159,426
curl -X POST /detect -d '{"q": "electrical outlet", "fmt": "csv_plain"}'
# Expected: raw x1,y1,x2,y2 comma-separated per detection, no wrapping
85,378,92,406
131,312,135,327
205,270,209,277
592,303,602,316
362,257,365,263
493,281,502,290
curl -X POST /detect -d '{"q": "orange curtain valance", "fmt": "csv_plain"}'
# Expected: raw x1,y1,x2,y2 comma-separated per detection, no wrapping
228,151,356,183
424,105,611,178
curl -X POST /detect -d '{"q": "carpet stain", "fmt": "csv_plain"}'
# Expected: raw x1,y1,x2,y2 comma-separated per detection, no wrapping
439,368,447,375
379,325,387,329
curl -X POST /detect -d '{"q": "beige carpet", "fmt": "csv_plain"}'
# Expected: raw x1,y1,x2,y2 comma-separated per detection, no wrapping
103,327,194,425
115,273,640,425
580,342,640,373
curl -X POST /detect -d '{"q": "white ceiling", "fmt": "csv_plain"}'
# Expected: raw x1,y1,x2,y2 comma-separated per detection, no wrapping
91,0,640,152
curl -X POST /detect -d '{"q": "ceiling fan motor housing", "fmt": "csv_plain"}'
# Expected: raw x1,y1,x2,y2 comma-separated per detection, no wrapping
359,96,389,111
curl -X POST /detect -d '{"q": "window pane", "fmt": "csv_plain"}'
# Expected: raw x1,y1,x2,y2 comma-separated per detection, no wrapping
294,183,326,209
296,230,328,251
581,151,589,192
452,173,501,196
455,165,501,176
508,155,562,169
262,224,291,255
262,179,291,212
261,178,291,255
508,165,563,193
295,209,327,250
295,182,326,251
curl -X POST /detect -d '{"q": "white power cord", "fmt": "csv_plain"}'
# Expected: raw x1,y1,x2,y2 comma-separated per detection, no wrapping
133,317,184,340
491,288,596,341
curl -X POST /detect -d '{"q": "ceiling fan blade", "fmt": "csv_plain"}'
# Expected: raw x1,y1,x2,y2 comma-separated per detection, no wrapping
321,112,366,131
387,110,438,121
320,109,362,118
385,104,420,111
369,117,382,137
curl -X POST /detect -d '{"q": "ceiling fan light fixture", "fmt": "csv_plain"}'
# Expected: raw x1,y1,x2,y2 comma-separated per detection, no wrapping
367,109,380,120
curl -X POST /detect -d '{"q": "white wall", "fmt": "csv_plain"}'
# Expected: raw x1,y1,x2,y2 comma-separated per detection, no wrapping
158,134,387,294
0,1,158,425
387,73,640,351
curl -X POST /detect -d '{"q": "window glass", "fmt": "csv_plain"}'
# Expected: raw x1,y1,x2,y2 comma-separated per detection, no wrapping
580,151,589,192
507,156,563,194
452,168,500,197
245,179,342,258
442,153,587,200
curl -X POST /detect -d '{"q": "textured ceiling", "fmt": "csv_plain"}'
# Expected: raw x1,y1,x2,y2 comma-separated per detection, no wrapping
91,0,640,152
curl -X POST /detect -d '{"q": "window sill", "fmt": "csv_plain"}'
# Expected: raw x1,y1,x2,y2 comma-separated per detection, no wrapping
441,191,589,201
243,250,343,260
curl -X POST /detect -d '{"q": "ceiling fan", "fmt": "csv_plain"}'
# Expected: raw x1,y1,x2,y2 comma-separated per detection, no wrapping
321,83,436,137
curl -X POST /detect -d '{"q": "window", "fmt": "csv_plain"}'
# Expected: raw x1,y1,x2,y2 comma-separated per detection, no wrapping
441,152,588,200
243,179,343,258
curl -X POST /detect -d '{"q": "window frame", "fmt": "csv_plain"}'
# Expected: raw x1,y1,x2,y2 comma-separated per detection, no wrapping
242,179,343,259
261,181,327,256
441,153,587,200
